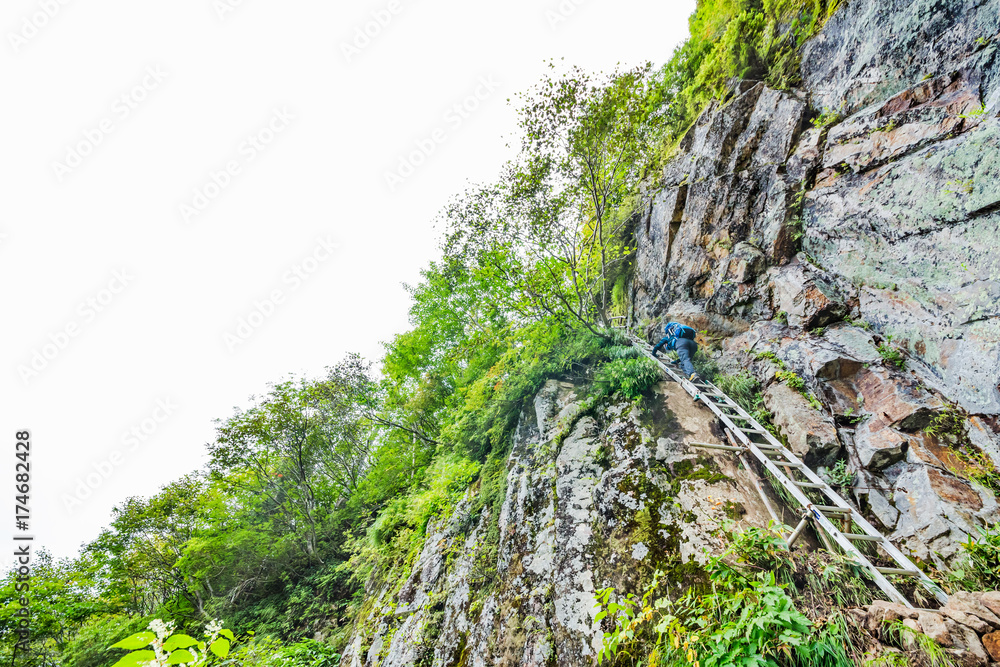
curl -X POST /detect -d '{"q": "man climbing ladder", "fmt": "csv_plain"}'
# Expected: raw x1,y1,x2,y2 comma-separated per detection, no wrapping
651,321,701,383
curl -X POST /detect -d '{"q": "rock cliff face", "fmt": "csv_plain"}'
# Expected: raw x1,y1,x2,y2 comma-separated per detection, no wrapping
341,2,1000,664
341,380,779,667
633,0,1000,567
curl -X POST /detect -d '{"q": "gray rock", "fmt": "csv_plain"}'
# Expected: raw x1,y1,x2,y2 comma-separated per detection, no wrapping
946,591,1000,630
763,382,841,466
768,260,848,329
917,611,953,647
728,242,766,284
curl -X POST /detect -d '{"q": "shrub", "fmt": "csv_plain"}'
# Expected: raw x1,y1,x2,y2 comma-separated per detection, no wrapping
593,357,662,401
714,371,780,438
714,371,759,408
61,614,150,667
594,525,869,667
962,523,1000,589
107,619,233,667
405,454,481,532
604,344,640,361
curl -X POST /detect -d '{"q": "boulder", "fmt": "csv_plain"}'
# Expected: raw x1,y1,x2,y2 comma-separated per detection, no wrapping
854,367,945,432
801,0,1000,114
944,618,990,667
728,242,767,284
867,600,916,633
982,592,1000,619
820,71,983,178
768,260,849,330
786,128,823,184
969,416,1000,470
983,631,1000,662
945,592,1000,631
763,382,841,466
889,465,998,567
852,417,910,471
821,325,882,365
917,611,954,647
804,119,1000,416
942,607,993,635
865,487,900,530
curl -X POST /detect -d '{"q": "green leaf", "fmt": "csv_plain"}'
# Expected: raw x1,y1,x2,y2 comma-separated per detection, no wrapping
219,629,235,641
167,649,196,665
111,633,156,650
111,650,156,667
163,635,199,651
209,638,231,658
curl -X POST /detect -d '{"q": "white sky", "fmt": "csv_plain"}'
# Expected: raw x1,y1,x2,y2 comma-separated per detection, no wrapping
1,0,695,559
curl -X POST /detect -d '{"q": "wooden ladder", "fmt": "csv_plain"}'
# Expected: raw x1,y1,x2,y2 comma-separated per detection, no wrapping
629,334,948,608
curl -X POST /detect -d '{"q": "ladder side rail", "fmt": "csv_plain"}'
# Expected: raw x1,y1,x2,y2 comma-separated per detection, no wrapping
722,420,913,607
836,511,949,605
687,368,864,514
689,358,946,603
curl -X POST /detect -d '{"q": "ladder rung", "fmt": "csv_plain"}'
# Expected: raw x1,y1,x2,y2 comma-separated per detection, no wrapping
794,481,826,488
814,505,852,515
876,567,921,577
740,428,768,435
752,444,783,451
771,460,804,468
690,442,743,453
843,533,884,543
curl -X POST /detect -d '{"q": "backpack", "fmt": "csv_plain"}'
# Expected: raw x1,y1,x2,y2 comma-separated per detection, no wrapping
665,323,697,341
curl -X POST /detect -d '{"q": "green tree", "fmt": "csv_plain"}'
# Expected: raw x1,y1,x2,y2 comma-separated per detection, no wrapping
444,63,666,333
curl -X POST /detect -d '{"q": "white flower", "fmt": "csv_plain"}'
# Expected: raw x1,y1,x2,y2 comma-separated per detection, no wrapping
148,618,176,642
206,619,222,635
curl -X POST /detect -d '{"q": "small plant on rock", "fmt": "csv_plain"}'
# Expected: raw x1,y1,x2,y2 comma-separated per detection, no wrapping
843,316,872,331
881,620,955,667
811,108,841,129
877,338,906,370
840,407,864,425
776,370,805,390
823,460,854,488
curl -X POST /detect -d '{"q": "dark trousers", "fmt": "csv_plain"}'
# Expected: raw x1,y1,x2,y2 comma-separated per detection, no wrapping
654,336,698,377
674,338,698,377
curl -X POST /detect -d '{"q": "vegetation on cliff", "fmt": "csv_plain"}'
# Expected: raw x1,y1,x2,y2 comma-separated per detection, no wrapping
7,2,998,667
